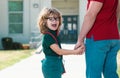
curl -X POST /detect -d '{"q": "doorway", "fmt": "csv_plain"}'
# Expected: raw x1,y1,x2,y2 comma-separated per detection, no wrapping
59,15,78,43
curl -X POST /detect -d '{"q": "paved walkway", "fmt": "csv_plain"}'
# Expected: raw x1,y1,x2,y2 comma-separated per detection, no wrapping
0,44,86,78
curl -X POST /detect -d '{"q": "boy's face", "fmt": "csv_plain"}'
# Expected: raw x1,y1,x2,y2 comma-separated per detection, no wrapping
46,15,60,31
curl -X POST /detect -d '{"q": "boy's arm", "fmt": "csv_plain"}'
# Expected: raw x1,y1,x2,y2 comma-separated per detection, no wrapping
50,44,84,55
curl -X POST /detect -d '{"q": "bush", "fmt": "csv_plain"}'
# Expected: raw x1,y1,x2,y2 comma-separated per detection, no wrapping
1,37,13,50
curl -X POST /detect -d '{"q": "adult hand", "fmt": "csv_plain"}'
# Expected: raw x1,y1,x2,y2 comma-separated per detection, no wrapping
74,40,85,55
74,40,84,49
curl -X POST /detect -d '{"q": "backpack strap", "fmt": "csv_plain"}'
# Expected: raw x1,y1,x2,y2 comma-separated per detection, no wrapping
44,32,58,44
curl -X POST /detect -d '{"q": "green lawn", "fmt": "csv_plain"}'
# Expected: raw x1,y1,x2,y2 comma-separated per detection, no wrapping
0,49,35,70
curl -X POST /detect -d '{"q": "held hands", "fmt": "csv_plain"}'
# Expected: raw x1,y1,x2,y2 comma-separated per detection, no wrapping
75,45,85,55
74,41,85,55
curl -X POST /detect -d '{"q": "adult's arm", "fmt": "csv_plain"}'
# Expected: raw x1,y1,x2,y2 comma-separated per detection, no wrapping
117,0,120,24
74,1,103,49
78,1,103,42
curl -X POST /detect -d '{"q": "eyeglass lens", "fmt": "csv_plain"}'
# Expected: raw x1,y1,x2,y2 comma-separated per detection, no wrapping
47,17,59,21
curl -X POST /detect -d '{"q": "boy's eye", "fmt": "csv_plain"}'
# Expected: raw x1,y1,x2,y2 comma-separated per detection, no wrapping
47,17,59,21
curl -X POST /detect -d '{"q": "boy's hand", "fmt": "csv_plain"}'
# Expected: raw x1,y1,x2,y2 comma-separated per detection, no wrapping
74,45,85,55
77,45,85,55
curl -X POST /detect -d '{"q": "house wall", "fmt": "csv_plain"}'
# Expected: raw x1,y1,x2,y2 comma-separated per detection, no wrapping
52,0,79,15
0,0,9,49
29,0,51,33
0,0,51,49
79,0,87,33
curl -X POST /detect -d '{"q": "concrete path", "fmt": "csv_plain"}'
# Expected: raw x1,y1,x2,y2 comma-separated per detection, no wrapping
0,44,86,78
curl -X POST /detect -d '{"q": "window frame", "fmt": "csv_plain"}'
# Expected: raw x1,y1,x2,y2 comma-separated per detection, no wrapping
8,0,23,34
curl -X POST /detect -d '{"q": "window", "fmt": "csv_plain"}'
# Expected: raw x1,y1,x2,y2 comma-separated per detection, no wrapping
8,0,23,34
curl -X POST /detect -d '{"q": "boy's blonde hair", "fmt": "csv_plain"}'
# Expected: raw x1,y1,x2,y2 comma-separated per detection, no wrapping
37,7,62,34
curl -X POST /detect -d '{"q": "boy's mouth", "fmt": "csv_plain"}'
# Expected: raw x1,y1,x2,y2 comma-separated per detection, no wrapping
52,24,57,27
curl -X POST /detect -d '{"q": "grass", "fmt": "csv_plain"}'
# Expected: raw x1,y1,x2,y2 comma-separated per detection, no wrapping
0,49,35,70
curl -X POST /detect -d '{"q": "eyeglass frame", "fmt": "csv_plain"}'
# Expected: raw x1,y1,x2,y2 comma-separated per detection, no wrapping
46,17,60,21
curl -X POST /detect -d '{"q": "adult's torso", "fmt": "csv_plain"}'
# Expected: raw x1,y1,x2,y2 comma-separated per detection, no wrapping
87,0,119,40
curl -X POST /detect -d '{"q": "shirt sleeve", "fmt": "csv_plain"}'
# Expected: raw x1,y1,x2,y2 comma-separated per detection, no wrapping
91,0,104,3
43,34,56,47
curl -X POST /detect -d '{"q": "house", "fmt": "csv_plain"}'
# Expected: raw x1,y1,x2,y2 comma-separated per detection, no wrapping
0,0,87,49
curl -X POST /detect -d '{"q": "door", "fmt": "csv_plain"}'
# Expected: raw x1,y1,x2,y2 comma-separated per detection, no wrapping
59,15,78,43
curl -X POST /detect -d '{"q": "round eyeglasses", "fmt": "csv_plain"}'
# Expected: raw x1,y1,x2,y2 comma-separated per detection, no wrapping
46,17,60,21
